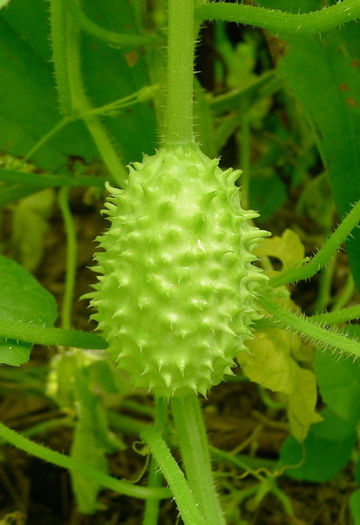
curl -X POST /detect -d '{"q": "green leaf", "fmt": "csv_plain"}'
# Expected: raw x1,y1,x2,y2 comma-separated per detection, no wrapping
0,0,156,171
350,489,360,525
257,0,360,288
280,411,356,481
315,350,360,425
311,409,357,442
0,255,57,365
0,0,10,9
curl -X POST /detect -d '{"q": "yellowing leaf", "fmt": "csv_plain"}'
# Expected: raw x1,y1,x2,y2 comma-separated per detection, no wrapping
255,229,305,276
238,327,321,441
287,363,322,442
238,328,296,395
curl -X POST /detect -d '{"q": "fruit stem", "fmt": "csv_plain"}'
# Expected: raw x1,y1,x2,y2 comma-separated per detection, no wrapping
143,397,168,525
0,421,170,500
165,0,196,146
141,424,207,525
171,393,226,525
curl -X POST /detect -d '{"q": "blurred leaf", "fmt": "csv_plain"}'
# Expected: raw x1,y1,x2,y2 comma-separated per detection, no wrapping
249,173,287,222
296,173,335,230
194,80,217,157
0,0,10,9
71,365,124,514
350,489,360,525
0,0,156,171
11,188,55,271
0,255,57,365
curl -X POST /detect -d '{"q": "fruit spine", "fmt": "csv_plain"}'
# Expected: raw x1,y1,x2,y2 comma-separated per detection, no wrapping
88,146,269,397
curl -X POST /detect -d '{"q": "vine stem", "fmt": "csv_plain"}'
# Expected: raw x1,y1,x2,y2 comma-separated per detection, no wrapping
310,303,360,326
165,0,196,145
143,397,168,525
64,0,158,48
49,0,127,187
258,293,360,358
0,319,107,349
196,0,360,35
141,425,206,525
0,170,106,189
270,199,360,288
58,187,77,330
0,422,170,500
171,393,226,525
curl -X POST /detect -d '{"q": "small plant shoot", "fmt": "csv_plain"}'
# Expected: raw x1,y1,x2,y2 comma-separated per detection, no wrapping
0,1,360,523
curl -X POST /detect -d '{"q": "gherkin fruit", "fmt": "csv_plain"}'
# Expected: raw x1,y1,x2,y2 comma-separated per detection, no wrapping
88,146,269,397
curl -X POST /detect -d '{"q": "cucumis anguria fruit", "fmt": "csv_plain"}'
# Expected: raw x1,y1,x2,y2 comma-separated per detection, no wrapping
88,145,270,398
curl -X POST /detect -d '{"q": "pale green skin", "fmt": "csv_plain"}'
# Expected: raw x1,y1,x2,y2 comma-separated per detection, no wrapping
90,146,269,398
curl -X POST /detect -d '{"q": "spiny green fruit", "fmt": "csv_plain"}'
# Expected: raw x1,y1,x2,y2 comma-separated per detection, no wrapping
88,146,269,398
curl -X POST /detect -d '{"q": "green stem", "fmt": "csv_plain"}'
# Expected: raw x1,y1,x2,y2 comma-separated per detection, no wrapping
0,319,107,349
24,86,157,165
21,417,74,439
141,426,206,525
108,411,148,436
143,398,168,525
270,199,360,288
259,293,360,358
49,0,127,187
166,0,196,145
333,273,355,310
24,117,71,163
312,252,336,313
58,187,77,330
196,0,360,35
310,303,360,325
171,393,226,525
0,169,106,189
49,0,72,115
64,0,158,48
0,422,170,500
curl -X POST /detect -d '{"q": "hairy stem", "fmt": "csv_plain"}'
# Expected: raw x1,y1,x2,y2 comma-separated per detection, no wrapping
310,303,360,326
0,170,106,189
143,398,168,525
171,393,226,525
49,0,127,187
0,422,170,500
0,319,107,349
141,426,206,525
165,0,196,145
270,199,360,288
196,0,360,35
64,0,158,48
259,294,360,358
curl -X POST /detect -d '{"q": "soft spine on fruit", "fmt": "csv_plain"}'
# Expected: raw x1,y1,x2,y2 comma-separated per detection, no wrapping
88,146,269,397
